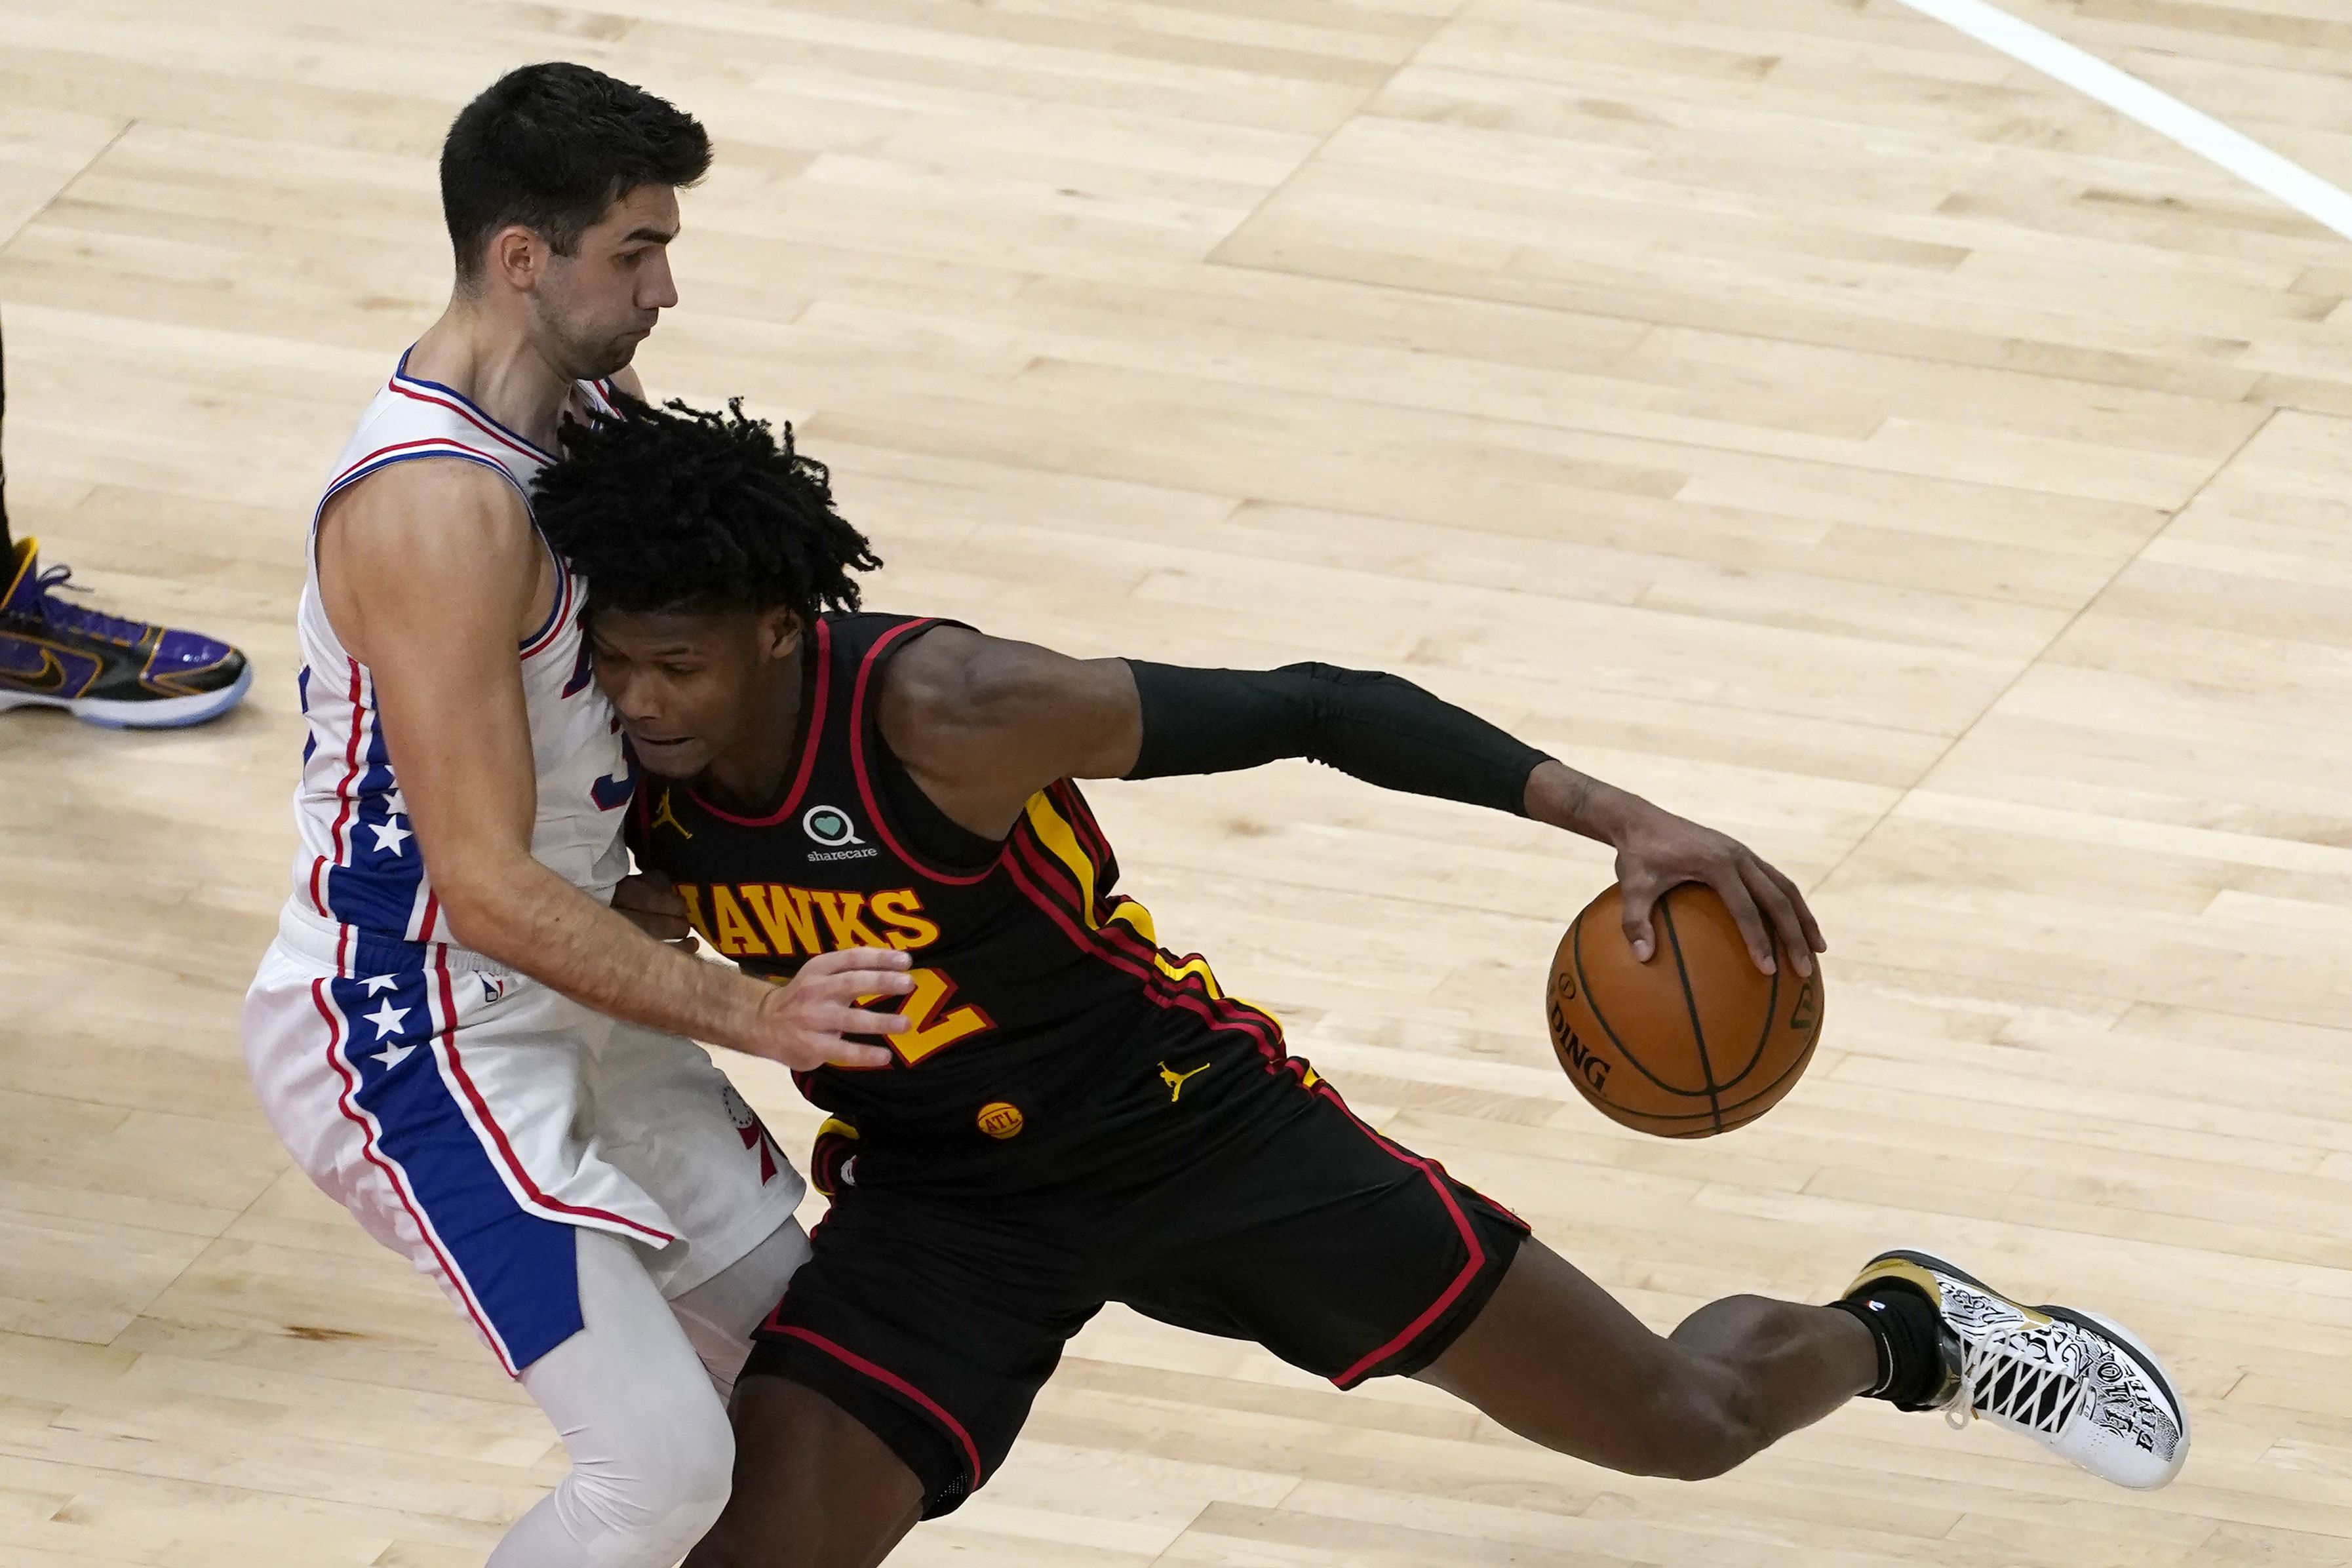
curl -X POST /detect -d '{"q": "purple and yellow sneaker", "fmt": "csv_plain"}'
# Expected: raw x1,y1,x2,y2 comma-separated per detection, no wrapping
0,536,251,728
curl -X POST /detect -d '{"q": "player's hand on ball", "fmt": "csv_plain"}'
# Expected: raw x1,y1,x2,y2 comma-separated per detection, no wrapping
1608,800,1822,977
749,947,914,1070
612,871,700,952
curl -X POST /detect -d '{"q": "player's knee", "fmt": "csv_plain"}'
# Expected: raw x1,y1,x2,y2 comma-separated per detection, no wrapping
643,1400,737,1537
574,1392,736,1556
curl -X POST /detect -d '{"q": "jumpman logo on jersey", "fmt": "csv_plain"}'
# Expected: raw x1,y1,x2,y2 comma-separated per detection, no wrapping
1158,1059,1211,1103
649,787,694,840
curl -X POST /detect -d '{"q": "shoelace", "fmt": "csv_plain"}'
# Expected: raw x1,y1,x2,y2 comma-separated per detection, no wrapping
10,565,149,645
1947,1321,2080,1435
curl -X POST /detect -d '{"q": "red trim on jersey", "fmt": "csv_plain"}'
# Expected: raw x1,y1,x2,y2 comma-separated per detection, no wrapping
314,977,517,1375
1049,780,1115,867
418,892,442,945
1000,836,1286,1067
429,959,676,1243
324,435,504,497
1093,914,1282,1034
1314,1079,1489,1389
1005,823,1285,1048
520,557,574,659
1034,787,1167,958
846,618,1004,886
387,375,554,467
1038,791,1120,924
316,660,368,920
333,660,366,860
689,617,837,827
768,1325,986,1487
1110,942,1284,1068
387,349,608,458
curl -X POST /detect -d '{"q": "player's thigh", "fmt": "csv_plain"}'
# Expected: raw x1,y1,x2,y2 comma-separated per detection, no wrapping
1414,1236,1725,1476
742,1179,1095,1518
593,1019,808,1295
669,1218,812,1397
685,1376,922,1568
246,953,600,1374
1116,1071,1527,1389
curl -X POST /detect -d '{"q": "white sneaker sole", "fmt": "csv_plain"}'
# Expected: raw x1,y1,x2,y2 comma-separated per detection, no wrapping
0,662,252,729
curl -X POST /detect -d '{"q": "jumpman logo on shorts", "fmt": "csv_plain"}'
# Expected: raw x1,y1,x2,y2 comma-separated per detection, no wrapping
1158,1059,1210,1103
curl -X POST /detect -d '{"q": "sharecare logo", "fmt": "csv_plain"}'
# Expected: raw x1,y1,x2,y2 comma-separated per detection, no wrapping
802,805,862,848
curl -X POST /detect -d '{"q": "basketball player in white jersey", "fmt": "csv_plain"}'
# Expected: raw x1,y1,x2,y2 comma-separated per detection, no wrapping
241,64,914,1567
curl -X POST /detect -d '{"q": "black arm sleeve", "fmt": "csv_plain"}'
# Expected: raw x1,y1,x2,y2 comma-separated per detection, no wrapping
1122,660,1553,817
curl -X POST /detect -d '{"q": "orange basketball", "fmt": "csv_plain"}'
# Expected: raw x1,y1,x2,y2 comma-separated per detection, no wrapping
1544,882,1822,1137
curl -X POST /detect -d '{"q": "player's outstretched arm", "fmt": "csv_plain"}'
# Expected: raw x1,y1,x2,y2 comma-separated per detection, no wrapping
316,462,904,1069
879,627,1820,976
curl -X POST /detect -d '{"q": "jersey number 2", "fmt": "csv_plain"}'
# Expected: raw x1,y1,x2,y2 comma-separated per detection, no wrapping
884,968,992,1067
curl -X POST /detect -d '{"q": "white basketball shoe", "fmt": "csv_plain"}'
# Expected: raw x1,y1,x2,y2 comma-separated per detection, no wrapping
1844,1249,2188,1490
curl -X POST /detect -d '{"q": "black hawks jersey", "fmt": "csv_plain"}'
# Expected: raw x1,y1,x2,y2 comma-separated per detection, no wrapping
626,612,1289,1179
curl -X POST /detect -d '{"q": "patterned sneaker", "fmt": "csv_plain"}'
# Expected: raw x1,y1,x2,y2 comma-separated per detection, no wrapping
1845,1249,2187,1490
0,536,250,728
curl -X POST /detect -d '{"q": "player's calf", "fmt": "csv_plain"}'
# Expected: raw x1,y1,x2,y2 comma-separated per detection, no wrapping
1423,1238,2187,1492
1615,1373,1768,1483
1647,1293,1876,1480
1422,1245,1875,1482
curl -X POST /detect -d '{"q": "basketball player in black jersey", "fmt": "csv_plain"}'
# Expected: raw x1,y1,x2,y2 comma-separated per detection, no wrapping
532,399,2189,1565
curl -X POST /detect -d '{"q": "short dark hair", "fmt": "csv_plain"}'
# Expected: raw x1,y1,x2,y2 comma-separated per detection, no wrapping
536,396,882,624
440,62,711,283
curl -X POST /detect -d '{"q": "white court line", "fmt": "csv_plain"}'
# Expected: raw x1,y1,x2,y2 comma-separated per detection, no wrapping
1891,0,2352,245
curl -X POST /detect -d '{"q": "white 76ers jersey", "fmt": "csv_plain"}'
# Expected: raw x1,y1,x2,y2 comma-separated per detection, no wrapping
284,351,634,960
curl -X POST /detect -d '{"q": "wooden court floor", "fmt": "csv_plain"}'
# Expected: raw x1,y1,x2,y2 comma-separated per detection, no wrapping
7,0,2352,1562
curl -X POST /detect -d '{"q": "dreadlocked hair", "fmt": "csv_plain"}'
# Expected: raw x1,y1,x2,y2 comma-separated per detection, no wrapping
535,393,881,622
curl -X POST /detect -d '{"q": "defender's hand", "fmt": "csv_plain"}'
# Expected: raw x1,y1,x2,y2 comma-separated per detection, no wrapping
1607,800,1823,977
613,871,699,952
743,947,913,1071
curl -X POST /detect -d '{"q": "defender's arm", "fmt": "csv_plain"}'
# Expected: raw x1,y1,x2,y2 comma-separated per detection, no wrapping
878,627,1820,976
316,463,905,1068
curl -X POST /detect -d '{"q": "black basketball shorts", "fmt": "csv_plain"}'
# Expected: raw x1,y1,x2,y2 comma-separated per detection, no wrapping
743,1049,1529,1518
